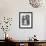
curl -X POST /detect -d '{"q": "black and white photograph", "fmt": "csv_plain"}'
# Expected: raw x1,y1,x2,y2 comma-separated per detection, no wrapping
19,12,33,29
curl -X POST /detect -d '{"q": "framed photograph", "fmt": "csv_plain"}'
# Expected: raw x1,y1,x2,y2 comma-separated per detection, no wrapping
19,12,33,29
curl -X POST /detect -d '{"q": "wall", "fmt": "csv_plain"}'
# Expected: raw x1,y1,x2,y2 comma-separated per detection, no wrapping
0,0,46,40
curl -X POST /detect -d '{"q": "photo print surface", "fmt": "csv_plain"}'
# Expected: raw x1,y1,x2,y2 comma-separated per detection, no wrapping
19,12,33,29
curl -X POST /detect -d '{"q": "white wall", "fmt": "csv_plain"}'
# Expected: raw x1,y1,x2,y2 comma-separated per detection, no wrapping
0,0,46,40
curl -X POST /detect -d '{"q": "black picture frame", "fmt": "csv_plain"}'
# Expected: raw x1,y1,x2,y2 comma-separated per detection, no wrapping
19,12,33,29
